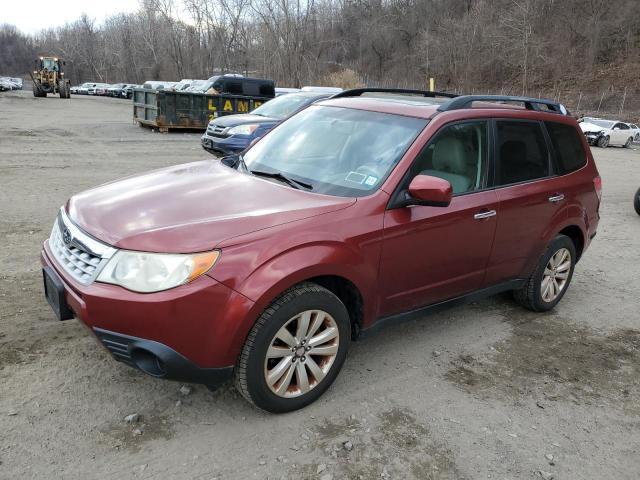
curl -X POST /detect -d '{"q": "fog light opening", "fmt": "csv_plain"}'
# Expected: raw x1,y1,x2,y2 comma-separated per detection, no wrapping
131,348,166,377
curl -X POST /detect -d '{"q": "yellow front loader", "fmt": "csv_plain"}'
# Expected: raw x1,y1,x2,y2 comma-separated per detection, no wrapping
30,56,71,98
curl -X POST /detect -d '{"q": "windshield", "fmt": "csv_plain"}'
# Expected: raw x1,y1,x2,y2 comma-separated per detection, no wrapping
252,94,324,120
585,119,614,128
186,80,207,91
42,58,57,70
243,105,427,197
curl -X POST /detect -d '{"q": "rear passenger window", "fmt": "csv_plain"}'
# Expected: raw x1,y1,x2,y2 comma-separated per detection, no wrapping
226,81,243,94
495,121,549,185
545,121,587,175
242,81,260,96
259,84,275,96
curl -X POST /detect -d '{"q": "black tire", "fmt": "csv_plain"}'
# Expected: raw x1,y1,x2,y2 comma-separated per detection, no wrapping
634,188,640,216
58,80,69,98
234,282,350,413
597,135,609,148
624,137,633,148
513,235,576,312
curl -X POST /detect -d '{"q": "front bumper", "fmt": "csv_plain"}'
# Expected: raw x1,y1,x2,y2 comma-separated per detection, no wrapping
94,328,233,385
584,132,603,145
41,243,254,385
200,132,249,156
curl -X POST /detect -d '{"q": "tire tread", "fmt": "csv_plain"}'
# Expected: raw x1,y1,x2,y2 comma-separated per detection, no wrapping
233,282,335,407
513,234,575,312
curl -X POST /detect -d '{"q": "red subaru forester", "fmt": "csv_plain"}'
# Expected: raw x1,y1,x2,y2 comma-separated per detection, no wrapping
42,89,601,412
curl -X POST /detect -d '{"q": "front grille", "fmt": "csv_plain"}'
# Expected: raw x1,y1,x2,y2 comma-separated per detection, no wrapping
48,208,116,285
207,125,229,138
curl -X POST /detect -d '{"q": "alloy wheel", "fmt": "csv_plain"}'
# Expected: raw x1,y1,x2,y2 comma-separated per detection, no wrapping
541,247,572,303
264,310,339,398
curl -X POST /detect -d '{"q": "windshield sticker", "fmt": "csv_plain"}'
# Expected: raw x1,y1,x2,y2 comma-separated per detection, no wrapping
365,176,378,186
345,172,367,184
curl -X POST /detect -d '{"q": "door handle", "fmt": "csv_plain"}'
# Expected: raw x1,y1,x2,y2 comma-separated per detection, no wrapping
548,194,565,203
474,210,497,220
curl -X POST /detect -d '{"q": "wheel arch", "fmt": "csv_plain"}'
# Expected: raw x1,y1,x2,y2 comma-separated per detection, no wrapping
306,275,365,339
557,224,585,261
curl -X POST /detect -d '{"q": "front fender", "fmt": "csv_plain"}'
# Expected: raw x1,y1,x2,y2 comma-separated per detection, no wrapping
210,241,379,362
241,241,374,301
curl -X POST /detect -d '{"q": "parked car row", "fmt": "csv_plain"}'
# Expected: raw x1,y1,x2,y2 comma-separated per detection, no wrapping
70,82,141,99
135,75,249,94
579,116,639,148
0,77,24,91
70,74,280,100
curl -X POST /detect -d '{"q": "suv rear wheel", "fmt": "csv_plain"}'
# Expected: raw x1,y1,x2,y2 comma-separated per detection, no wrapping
514,235,576,312
234,282,350,412
624,137,633,148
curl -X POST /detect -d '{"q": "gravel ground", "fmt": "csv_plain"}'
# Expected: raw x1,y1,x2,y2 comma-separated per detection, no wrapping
1,89,639,480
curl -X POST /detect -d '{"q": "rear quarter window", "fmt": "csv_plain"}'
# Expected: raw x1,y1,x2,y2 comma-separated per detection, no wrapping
545,121,587,175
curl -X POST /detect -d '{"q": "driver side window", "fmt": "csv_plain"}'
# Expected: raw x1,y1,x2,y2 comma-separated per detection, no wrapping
409,121,488,194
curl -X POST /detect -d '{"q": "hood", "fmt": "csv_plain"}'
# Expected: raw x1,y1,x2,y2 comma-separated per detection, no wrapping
210,113,277,128
580,122,607,132
67,160,354,253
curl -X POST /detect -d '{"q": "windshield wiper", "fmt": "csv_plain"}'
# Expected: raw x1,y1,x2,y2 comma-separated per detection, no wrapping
250,170,313,190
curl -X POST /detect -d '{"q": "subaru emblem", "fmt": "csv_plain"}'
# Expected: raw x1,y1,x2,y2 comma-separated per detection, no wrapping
62,227,72,245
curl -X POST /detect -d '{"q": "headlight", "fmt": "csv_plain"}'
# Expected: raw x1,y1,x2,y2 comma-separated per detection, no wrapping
97,250,220,293
227,124,260,135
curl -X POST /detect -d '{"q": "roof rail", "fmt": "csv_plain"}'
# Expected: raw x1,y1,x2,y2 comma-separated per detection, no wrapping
437,95,568,115
332,87,458,99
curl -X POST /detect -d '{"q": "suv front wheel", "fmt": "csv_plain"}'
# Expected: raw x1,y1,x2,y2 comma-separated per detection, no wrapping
514,235,576,312
235,282,350,412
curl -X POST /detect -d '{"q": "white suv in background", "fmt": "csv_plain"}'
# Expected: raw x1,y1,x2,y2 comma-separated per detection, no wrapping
579,117,636,148
627,123,640,142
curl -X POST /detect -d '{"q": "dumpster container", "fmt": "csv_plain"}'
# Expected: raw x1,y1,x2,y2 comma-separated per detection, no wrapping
133,89,272,132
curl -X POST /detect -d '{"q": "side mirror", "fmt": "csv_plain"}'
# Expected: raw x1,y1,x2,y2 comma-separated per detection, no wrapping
405,174,452,207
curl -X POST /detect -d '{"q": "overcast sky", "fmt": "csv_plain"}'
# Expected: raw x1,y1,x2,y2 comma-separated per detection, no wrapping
3,1,140,34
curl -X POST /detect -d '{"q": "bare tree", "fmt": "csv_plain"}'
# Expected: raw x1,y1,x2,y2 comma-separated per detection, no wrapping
1,0,638,115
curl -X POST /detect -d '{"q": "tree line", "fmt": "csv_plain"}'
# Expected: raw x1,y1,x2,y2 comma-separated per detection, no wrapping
1,0,639,113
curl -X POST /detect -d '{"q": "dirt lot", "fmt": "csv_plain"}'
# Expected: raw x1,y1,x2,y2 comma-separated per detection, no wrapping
1,89,639,480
